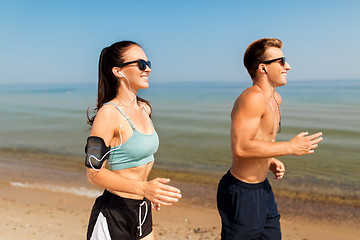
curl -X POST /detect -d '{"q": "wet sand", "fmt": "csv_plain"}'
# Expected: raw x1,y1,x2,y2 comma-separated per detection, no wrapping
0,150,359,239
1,182,359,240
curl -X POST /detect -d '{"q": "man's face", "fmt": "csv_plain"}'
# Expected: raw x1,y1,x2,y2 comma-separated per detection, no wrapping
263,47,291,87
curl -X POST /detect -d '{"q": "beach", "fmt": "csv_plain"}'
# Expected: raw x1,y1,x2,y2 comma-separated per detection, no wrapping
1,175,359,240
2,184,359,240
1,150,359,240
1,80,359,239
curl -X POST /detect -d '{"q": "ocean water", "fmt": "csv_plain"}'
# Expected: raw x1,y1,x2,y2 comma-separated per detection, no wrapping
1,80,360,200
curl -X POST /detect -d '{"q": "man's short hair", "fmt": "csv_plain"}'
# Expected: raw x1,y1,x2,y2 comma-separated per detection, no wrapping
243,38,283,79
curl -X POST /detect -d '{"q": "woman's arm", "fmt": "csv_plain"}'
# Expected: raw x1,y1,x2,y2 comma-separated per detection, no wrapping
86,105,181,205
87,168,181,205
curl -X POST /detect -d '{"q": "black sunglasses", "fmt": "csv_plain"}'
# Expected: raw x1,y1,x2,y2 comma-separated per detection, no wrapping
118,59,151,71
261,57,286,66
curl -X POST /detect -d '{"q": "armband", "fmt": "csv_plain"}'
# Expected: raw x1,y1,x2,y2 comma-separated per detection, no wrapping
84,136,111,170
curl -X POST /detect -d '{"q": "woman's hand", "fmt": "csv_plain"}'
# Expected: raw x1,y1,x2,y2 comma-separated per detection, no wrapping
142,178,182,206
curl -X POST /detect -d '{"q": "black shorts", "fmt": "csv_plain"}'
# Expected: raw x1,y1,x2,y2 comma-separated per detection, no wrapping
87,190,152,240
217,171,281,240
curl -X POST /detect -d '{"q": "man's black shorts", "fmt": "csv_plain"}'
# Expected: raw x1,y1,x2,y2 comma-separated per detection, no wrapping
217,170,281,240
87,190,152,240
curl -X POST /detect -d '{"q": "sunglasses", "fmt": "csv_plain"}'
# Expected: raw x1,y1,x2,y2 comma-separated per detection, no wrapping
261,57,286,66
118,59,151,71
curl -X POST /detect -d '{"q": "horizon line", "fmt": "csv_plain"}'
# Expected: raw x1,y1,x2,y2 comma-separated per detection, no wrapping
0,78,359,86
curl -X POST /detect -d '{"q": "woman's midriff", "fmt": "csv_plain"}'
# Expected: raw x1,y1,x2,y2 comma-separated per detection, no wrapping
107,161,154,200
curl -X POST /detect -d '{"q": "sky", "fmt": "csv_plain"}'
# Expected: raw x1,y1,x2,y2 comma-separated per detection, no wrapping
0,0,359,84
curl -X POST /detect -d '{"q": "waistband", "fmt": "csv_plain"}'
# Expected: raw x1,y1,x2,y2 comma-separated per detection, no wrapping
102,190,149,209
225,170,269,189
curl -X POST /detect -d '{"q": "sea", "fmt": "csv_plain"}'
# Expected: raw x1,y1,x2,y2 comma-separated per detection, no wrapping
1,79,360,203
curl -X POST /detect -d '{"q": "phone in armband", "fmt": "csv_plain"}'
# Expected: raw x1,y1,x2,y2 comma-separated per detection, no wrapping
84,136,111,170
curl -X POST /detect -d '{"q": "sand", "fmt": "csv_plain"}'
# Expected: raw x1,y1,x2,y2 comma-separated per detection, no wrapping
1,182,359,240
0,150,359,239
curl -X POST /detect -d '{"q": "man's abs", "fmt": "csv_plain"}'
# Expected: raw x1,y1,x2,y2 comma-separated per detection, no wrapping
230,157,271,183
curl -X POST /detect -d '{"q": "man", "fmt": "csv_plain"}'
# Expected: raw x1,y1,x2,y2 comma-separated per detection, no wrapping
217,38,323,239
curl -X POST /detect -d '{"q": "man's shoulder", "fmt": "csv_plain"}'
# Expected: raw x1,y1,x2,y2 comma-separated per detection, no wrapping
235,86,267,106
231,86,267,118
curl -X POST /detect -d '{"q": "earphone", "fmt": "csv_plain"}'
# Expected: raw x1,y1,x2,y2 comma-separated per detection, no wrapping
261,67,282,133
116,71,136,116
87,70,138,172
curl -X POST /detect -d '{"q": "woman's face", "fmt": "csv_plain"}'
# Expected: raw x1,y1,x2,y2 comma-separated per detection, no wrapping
119,45,151,90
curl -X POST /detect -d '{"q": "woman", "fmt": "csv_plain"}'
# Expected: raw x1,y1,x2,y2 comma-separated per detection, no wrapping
85,41,182,240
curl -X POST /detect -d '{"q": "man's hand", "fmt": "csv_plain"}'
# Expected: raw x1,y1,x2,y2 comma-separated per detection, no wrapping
289,132,323,156
151,202,161,211
269,158,285,179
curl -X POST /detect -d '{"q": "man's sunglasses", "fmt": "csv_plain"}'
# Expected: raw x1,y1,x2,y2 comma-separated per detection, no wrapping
118,59,151,71
261,57,286,66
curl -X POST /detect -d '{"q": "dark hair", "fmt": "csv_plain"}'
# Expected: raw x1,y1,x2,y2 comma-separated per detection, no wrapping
243,38,283,79
87,41,152,125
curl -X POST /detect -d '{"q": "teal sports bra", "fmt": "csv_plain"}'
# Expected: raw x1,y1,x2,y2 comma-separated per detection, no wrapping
104,102,159,170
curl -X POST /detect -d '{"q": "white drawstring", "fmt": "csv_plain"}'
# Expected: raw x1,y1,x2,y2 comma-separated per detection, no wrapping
137,201,148,237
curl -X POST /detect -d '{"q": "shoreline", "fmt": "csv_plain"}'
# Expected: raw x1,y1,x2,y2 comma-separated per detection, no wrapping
1,148,360,238
2,181,359,240
1,147,358,209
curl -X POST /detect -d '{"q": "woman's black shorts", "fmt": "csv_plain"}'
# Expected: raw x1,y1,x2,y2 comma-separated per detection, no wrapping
87,190,152,240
